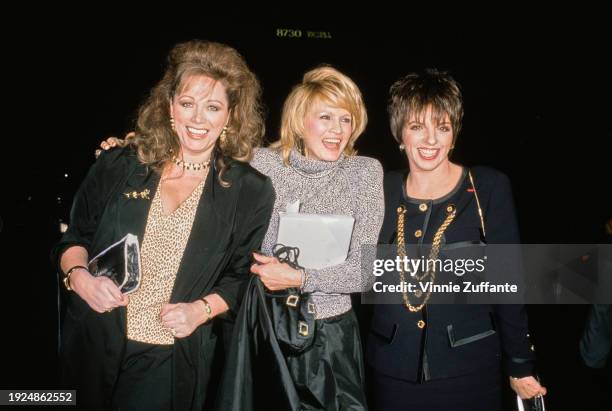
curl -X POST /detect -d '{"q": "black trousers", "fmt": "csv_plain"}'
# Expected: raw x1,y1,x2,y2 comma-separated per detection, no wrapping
111,340,173,411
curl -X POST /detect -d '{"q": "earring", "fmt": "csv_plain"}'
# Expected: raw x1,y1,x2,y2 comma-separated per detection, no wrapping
170,116,175,132
296,138,305,155
399,143,405,151
219,126,228,144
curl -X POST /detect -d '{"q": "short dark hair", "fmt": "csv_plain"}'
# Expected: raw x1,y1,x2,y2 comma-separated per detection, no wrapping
388,68,463,144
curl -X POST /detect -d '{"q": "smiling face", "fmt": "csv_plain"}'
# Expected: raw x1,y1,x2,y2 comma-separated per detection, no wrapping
401,105,454,172
169,74,230,162
301,99,353,161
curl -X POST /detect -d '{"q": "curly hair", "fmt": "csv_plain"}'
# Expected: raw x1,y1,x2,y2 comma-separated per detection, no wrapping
131,39,265,186
271,65,368,164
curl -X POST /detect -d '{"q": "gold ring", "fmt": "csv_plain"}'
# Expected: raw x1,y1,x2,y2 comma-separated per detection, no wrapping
170,328,176,336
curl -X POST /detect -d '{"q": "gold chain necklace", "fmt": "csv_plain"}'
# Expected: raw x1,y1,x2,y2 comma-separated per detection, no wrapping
173,157,210,171
396,203,457,312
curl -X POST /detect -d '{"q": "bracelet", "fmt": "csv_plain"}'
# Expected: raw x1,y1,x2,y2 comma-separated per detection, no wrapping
299,269,306,289
200,297,213,323
63,265,88,291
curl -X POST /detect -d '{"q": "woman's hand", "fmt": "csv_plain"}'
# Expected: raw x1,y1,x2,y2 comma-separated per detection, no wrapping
160,301,208,339
250,253,303,291
94,133,132,158
509,375,547,399
71,269,129,313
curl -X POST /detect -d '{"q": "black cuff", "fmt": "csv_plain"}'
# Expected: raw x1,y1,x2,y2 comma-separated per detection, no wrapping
505,357,536,378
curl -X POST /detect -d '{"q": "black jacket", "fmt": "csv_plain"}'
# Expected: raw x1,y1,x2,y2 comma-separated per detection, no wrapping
52,146,274,410
367,166,535,383
581,304,612,368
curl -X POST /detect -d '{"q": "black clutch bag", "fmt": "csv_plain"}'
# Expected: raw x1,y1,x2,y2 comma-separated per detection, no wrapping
88,233,142,294
264,244,316,354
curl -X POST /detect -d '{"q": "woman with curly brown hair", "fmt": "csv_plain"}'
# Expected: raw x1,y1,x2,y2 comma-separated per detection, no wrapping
53,40,275,410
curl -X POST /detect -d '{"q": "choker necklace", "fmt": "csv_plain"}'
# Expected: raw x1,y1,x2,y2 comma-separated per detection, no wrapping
173,157,211,171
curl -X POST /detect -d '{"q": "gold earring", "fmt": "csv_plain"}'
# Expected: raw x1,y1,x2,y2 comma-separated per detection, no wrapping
170,116,175,131
297,138,305,155
219,126,228,144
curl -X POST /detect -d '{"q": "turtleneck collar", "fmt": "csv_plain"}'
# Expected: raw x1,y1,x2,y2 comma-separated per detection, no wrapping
288,149,345,177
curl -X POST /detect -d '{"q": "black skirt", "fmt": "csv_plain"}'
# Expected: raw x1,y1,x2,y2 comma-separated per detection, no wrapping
371,368,501,411
217,277,368,411
286,310,367,410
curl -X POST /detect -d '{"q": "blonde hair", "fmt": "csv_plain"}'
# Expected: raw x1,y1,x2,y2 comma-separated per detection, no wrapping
131,40,265,186
271,65,367,164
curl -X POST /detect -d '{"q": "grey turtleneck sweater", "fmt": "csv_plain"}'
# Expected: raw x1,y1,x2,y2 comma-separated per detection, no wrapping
251,148,384,319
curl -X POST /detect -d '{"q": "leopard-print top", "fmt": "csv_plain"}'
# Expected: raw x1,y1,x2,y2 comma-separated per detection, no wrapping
127,172,207,345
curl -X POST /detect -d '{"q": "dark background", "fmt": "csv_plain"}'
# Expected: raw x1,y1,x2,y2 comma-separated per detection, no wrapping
2,22,610,409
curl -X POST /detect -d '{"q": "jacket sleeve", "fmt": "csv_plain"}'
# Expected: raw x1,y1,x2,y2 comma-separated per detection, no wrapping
50,147,134,273
210,176,275,314
302,158,385,294
483,169,537,377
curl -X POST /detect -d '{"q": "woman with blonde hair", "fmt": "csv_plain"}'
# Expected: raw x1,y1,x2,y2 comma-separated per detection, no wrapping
240,65,383,410
54,39,274,410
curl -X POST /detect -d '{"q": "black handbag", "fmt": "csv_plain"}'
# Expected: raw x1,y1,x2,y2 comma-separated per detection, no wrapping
264,244,317,354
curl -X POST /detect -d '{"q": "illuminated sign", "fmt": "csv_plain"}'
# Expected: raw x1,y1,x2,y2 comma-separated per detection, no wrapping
276,28,332,39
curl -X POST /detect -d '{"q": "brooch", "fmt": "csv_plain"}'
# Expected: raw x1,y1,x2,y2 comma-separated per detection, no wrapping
124,189,150,200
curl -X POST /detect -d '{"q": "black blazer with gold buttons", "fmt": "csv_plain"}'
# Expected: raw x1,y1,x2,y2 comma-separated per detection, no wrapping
52,146,275,411
366,166,535,383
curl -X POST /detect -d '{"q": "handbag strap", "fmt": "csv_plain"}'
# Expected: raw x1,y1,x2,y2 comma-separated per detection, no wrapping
272,243,303,270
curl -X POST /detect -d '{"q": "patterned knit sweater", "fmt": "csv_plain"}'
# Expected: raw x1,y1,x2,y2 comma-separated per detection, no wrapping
251,148,384,319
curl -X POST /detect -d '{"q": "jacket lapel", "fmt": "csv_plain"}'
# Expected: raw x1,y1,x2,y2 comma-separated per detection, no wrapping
116,162,160,246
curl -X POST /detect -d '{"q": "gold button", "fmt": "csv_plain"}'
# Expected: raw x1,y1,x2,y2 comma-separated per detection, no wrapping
417,320,425,329
414,229,422,238
446,204,455,213
419,203,428,212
